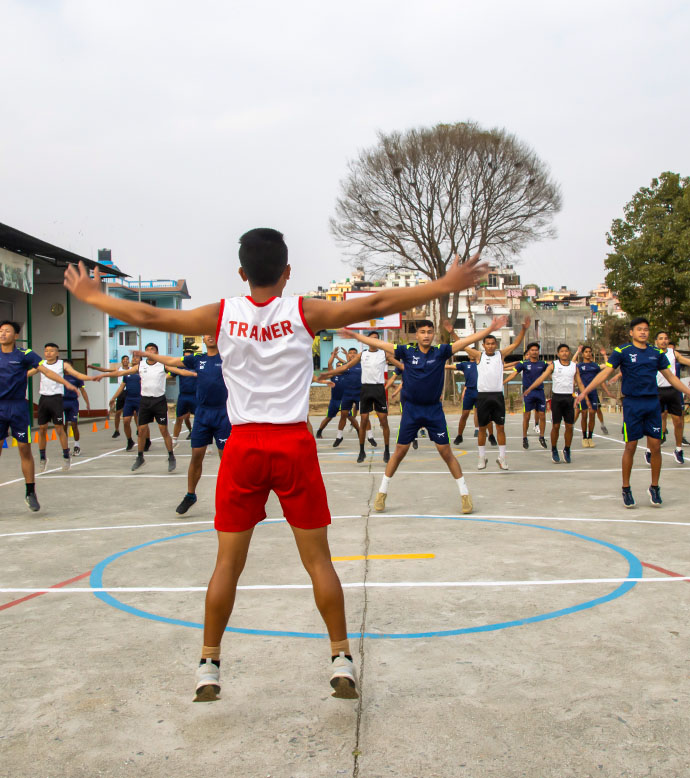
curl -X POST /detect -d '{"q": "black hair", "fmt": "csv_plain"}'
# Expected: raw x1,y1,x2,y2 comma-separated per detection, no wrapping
415,320,434,331
367,331,380,338
654,330,669,340
557,343,570,352
44,342,60,349
183,349,194,354
629,316,650,329
347,347,358,353
144,342,159,352
121,355,130,360
483,335,497,343
238,228,288,286
525,342,539,351
582,344,594,352
0,320,21,334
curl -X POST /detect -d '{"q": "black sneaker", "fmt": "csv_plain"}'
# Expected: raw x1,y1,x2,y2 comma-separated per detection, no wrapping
644,449,651,466
683,436,690,446
563,447,571,464
356,449,366,463
25,493,40,512
660,431,667,445
539,436,547,449
412,439,418,450
368,437,377,447
112,430,121,439
648,485,662,507
551,448,560,464
383,447,390,464
131,454,145,471
126,438,135,451
168,454,176,473
473,429,479,438
72,445,81,457
315,429,323,439
453,434,463,445
622,487,635,509
674,448,685,465
186,432,192,440
144,438,152,452
601,425,609,435
176,493,198,515
333,437,343,448
522,437,528,449
488,434,497,446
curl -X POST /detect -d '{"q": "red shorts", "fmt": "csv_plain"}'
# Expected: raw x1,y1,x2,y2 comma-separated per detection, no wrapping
214,422,331,533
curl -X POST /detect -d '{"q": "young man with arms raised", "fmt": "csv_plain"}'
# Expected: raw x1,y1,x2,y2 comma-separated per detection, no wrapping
64,229,486,702
503,341,548,450
574,317,690,507
315,347,358,439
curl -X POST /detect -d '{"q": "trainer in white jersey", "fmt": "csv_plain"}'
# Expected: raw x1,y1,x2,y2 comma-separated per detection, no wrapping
38,358,65,396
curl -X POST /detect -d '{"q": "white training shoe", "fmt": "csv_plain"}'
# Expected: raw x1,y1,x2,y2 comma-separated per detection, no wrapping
496,457,509,471
61,455,71,471
194,659,221,702
477,456,488,470
330,652,359,699
39,458,49,473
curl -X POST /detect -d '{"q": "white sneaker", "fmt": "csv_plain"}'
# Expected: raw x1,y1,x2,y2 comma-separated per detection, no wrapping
194,659,221,702
172,438,179,450
477,456,488,470
496,457,509,471
39,458,49,473
330,652,359,699
61,455,71,471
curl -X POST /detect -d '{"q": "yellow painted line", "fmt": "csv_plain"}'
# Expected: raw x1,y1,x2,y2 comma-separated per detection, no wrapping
331,553,435,561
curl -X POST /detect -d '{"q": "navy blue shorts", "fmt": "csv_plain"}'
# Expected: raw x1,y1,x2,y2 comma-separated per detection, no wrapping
123,397,141,418
622,396,662,442
0,400,32,444
339,394,360,414
176,393,197,417
579,391,599,411
398,401,449,446
328,392,345,418
63,403,80,424
191,406,232,450
523,393,546,413
462,389,478,411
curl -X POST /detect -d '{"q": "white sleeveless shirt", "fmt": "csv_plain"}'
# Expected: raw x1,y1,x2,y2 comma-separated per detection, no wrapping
361,349,387,384
552,360,577,393
39,359,64,396
139,360,167,397
477,352,504,392
216,295,315,425
657,349,676,388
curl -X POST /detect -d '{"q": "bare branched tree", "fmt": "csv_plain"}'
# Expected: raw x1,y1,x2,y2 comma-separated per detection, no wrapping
330,121,562,333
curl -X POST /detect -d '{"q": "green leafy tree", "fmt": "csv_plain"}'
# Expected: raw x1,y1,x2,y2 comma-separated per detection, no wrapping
593,313,629,352
605,172,690,341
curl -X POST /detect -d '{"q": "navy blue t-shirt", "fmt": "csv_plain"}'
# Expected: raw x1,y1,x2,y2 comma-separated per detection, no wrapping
329,372,345,400
184,353,227,408
122,372,141,398
455,361,478,391
394,343,453,405
0,348,42,401
577,361,601,387
178,363,197,396
607,344,669,397
514,360,548,393
340,362,362,395
63,372,84,406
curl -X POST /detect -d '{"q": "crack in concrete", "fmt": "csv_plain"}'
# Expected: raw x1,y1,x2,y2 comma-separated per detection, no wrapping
352,451,377,778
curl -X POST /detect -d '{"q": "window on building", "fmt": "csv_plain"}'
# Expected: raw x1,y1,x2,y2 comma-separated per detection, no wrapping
453,318,466,329
119,330,138,346
488,273,499,288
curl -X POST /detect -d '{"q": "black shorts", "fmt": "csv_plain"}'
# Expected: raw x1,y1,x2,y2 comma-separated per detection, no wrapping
551,393,575,425
476,392,505,427
658,386,683,416
360,384,388,415
37,394,64,426
115,391,126,411
138,395,169,426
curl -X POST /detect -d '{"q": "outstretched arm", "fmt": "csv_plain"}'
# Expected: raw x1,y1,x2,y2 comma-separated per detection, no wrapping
503,369,518,386
304,253,487,332
575,371,592,409
523,362,554,397
79,386,91,411
109,382,125,410
166,365,197,378
322,353,362,377
88,362,122,373
132,350,185,369
37,364,79,393
101,366,139,378
64,363,97,382
336,329,396,355
659,369,690,396
573,365,615,405
500,317,531,358
571,345,583,364
449,316,509,355
674,350,690,368
65,263,219,335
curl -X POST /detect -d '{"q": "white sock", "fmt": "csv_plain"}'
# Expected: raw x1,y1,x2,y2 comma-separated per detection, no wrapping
369,433,376,441
646,448,650,454
499,445,506,459
336,430,343,439
455,476,469,496
676,446,682,452
478,445,486,458
379,475,391,494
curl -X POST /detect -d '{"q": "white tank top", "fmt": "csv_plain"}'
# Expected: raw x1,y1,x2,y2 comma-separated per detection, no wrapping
39,359,64,396
657,349,676,388
360,349,387,384
477,352,504,392
139,360,167,397
552,361,577,393
216,295,315,425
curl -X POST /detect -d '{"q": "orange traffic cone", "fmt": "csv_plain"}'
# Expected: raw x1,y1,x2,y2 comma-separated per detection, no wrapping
104,420,110,430
51,429,57,441
34,431,39,443
92,422,98,432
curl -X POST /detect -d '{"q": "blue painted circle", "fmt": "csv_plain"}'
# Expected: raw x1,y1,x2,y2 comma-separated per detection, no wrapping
89,517,642,640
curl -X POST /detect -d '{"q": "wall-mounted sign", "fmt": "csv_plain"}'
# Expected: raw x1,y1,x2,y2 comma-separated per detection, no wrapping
343,291,402,330
0,248,33,294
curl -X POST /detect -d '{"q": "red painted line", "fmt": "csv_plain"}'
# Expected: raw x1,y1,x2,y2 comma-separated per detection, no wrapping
642,561,690,583
0,570,92,612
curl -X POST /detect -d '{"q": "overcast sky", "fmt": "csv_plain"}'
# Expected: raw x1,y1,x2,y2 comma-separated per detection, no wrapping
1,0,689,306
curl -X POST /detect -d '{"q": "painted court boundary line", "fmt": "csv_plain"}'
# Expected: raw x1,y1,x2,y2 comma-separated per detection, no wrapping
0,570,92,611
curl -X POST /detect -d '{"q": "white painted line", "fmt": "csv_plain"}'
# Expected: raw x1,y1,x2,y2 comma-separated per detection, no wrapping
2,576,689,594
381,513,690,528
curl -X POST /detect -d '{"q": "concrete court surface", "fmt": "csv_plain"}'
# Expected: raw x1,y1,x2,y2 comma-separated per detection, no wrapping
0,412,689,778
